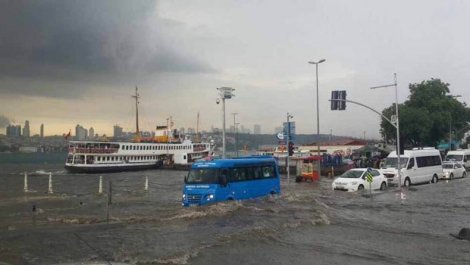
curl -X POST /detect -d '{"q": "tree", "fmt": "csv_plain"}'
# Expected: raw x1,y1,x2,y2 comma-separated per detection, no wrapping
380,79,470,148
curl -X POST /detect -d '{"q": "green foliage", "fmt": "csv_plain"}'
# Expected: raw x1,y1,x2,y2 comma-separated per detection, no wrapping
380,79,469,148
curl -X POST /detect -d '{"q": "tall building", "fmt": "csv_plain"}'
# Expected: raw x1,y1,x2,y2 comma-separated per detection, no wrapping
75,124,87,140
23,120,30,138
89,127,95,139
253,124,261,134
40,124,44,138
113,125,123,138
6,125,21,137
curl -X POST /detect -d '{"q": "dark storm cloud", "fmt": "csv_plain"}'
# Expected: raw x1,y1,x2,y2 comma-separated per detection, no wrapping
0,0,214,96
0,115,10,128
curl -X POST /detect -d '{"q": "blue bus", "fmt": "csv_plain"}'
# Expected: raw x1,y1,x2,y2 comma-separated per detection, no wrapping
182,157,281,206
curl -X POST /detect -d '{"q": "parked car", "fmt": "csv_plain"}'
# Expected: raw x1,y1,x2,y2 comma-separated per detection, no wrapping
332,168,387,192
442,161,467,180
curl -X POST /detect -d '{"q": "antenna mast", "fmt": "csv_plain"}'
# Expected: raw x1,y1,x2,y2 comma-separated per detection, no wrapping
132,86,140,138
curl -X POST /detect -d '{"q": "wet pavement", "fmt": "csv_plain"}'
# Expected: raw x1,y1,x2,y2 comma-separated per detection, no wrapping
1,161,470,264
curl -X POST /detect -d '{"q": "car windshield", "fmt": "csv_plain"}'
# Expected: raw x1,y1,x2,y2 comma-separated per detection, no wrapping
446,154,464,161
339,170,364,178
384,157,409,168
186,168,219,184
443,164,455,169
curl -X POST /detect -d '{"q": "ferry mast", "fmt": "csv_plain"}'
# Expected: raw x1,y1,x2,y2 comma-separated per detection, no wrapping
132,86,140,139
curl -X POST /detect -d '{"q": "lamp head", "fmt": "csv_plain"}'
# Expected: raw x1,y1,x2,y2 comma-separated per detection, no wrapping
216,98,220,104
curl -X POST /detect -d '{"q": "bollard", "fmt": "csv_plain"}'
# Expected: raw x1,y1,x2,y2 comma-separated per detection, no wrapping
106,181,112,223
98,176,103,195
24,172,29,192
48,172,53,194
144,176,149,191
32,204,37,225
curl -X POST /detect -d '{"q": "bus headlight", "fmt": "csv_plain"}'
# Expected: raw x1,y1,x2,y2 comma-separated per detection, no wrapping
182,194,186,200
205,194,214,201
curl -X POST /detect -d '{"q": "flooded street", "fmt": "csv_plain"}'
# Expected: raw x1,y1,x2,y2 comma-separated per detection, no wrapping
1,160,470,264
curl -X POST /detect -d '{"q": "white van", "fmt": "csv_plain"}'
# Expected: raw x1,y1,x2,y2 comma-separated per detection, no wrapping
381,148,444,187
445,149,470,170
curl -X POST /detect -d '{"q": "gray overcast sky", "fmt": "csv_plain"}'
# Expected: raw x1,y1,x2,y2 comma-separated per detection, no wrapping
1,0,469,138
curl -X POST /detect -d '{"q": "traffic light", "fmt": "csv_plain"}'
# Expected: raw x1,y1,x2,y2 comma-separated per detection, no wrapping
331,90,347,110
288,141,294,156
331,91,339,110
338,90,347,110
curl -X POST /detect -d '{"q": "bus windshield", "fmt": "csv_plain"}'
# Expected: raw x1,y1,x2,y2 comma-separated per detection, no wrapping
186,168,219,184
384,157,408,168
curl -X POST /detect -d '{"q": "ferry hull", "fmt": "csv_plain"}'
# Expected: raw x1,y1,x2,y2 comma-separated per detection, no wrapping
65,161,163,173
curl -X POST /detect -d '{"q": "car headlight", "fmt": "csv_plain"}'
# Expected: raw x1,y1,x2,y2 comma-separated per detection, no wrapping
351,181,357,185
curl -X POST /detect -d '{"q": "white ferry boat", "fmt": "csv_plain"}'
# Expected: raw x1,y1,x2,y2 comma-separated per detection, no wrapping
64,138,212,173
64,87,213,173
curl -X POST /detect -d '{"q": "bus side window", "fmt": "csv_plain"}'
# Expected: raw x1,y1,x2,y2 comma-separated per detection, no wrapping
245,167,254,180
262,166,274,178
219,169,229,186
254,166,262,179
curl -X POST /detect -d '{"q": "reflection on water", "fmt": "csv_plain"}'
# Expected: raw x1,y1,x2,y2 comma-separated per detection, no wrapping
0,156,470,264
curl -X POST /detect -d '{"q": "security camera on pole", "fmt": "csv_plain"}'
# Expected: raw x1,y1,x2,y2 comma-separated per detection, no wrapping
216,87,235,159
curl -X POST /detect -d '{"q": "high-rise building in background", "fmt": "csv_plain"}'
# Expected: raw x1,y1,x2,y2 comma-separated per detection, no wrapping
75,124,87,140
89,127,94,139
40,124,44,138
6,125,21,137
23,120,30,138
253,124,261,134
113,125,123,138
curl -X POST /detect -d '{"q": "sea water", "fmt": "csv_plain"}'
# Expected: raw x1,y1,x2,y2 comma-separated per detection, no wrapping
0,153,469,264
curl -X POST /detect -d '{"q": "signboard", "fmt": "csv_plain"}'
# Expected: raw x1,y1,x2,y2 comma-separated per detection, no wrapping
282,122,296,141
276,132,284,140
366,168,373,183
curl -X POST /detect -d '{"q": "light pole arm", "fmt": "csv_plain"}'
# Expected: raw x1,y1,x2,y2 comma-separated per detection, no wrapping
329,99,397,129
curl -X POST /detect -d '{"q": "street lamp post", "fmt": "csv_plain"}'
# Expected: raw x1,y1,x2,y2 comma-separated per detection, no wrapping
308,59,326,156
232,113,238,157
235,122,239,157
447,95,462,152
286,112,293,184
217,87,235,158
371,73,401,189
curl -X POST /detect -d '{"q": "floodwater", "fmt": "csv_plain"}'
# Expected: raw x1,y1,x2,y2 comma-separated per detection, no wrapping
1,153,470,265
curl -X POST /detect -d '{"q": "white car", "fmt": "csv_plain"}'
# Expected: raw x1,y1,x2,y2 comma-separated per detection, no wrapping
442,162,467,180
332,168,388,192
